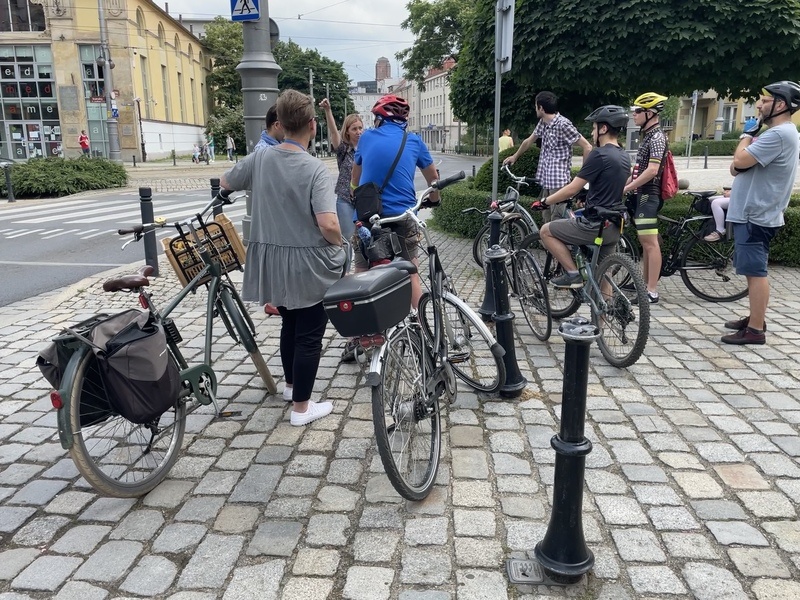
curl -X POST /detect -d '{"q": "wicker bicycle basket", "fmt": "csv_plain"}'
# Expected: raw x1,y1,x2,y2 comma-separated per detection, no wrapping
162,214,247,288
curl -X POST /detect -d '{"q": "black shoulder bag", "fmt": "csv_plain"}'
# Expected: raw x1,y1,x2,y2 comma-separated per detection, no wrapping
352,130,408,223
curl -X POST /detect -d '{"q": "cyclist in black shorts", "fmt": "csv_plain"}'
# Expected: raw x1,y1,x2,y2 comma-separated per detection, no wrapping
623,92,669,304
532,105,631,288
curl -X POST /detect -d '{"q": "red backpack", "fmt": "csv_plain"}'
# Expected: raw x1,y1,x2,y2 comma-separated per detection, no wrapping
660,149,679,200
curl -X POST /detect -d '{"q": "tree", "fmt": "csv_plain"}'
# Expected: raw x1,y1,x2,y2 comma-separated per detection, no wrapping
451,0,800,134
396,0,473,87
203,17,245,110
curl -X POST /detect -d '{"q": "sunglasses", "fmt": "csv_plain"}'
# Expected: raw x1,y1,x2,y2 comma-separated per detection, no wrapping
633,108,646,114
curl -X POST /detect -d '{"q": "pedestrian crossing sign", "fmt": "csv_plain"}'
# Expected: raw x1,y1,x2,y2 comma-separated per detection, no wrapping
231,0,259,22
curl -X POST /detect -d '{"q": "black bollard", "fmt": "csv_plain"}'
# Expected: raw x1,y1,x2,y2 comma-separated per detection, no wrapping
703,145,709,169
485,240,527,399
477,211,502,321
172,150,176,167
534,316,598,583
139,187,159,277
3,163,15,203
132,155,137,168
210,178,222,217
472,164,476,177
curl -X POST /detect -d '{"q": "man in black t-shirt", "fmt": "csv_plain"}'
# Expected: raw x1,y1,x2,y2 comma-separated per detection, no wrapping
534,105,631,288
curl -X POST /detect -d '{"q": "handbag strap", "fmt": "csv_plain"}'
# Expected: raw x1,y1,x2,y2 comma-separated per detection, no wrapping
379,130,408,193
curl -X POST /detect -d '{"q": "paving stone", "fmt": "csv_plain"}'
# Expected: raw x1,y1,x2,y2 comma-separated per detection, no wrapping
342,566,394,600
585,471,628,494
455,569,507,599
714,464,770,489
306,513,350,547
364,475,403,503
450,425,484,447
174,496,226,522
682,562,748,600
594,495,648,525
9,479,68,506
53,581,109,600
110,509,165,540
293,549,341,576
229,464,282,502
0,507,36,533
505,520,547,551
326,459,363,485
627,565,686,595
281,576,333,600
212,505,260,534
453,538,504,568
451,449,489,478
762,520,800,552
620,464,668,483
353,531,400,562
707,521,769,546
690,500,748,521
500,496,545,519
452,481,494,507
488,431,524,453
648,506,701,530
12,515,70,546
405,486,448,516
247,521,302,556
73,540,143,583
49,524,110,555
11,556,83,591
78,497,136,522
0,464,44,485
142,480,194,507
400,548,451,585
222,561,283,600
496,475,538,494
452,510,495,537
119,555,177,596
751,579,800,600
178,534,245,589
44,491,95,515
611,529,666,562
673,472,724,498
398,592,450,600
405,516,449,545
0,549,39,581
152,523,208,553
736,490,796,517
728,547,791,578
315,485,359,512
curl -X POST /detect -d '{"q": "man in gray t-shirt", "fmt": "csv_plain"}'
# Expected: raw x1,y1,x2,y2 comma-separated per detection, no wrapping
722,81,800,346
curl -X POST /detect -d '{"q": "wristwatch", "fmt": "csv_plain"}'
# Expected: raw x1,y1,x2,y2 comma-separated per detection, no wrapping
739,133,753,140
541,196,549,206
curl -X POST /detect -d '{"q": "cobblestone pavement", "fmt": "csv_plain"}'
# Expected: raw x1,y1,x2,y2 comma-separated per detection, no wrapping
2,227,800,600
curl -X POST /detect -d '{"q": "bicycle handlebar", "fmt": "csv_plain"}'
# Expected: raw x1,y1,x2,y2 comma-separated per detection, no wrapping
502,164,537,187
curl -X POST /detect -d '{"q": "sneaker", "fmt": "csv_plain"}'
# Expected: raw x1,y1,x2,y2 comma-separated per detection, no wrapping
282,387,293,402
340,338,360,363
724,316,767,332
703,230,723,242
264,303,280,316
290,401,333,426
721,327,766,345
632,291,659,305
551,272,584,289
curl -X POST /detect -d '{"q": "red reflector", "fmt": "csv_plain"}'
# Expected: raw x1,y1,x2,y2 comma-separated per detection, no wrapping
359,333,385,349
339,300,353,312
50,390,63,409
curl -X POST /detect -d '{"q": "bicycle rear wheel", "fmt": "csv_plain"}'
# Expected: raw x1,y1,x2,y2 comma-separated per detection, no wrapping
472,220,529,267
68,349,186,497
519,233,581,319
372,325,440,501
218,285,277,394
511,249,552,341
679,236,748,302
417,292,505,393
593,253,650,368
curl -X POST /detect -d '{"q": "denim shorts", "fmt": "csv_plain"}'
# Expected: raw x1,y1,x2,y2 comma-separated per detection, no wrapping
732,222,780,277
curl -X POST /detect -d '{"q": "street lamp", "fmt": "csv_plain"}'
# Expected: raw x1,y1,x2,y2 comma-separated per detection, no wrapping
134,97,146,162
97,0,121,162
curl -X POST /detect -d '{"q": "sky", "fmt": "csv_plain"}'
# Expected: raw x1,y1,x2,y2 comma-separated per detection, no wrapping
153,0,415,85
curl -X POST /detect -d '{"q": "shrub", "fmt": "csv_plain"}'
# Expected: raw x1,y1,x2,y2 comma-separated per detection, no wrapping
669,140,739,156
473,146,541,196
0,157,127,199
430,182,493,239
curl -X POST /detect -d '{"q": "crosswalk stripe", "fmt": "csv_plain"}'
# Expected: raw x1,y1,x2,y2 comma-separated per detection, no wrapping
6,228,46,238
0,197,98,217
18,198,205,225
81,229,117,239
42,228,82,240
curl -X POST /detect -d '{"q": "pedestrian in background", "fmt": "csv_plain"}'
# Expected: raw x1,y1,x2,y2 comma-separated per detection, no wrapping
254,104,284,151
225,133,235,161
722,80,800,345
498,128,514,152
79,130,90,156
207,133,215,162
503,91,592,222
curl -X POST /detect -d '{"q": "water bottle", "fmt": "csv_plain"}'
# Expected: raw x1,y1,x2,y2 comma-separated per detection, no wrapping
575,250,587,281
356,221,372,246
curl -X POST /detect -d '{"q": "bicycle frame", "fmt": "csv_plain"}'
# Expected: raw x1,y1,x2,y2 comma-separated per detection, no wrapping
658,212,712,276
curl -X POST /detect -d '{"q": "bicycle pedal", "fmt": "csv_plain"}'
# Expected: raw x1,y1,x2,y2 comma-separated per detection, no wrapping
216,410,242,419
448,351,470,364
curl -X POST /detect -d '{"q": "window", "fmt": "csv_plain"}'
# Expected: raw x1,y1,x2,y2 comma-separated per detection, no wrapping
198,51,204,70
161,65,171,120
177,72,185,122
140,56,151,118
0,0,46,32
190,77,196,124
157,24,165,49
174,35,180,58
79,44,105,100
188,44,193,66
136,8,145,37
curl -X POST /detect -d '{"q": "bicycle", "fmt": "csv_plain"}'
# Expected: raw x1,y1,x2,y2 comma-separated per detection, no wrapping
48,191,277,497
462,202,552,341
327,172,506,500
471,164,539,268
643,190,747,302
533,204,650,367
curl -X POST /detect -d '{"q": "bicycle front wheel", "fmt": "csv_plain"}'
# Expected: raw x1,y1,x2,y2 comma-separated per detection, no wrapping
472,220,529,267
68,349,186,497
593,253,650,368
511,249,552,341
417,292,505,393
372,325,440,501
218,285,278,394
519,233,581,319
679,236,748,302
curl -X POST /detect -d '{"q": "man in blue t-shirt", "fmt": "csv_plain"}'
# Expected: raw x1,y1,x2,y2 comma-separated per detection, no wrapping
722,80,800,346
341,95,440,362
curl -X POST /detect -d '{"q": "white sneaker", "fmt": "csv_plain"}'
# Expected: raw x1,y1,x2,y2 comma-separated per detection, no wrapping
290,401,333,426
282,387,293,402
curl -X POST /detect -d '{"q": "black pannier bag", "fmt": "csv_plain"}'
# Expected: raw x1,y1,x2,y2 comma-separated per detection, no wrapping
323,268,411,337
37,309,181,425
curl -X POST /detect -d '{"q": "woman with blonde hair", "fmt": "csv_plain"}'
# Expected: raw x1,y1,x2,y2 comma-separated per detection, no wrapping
320,97,363,240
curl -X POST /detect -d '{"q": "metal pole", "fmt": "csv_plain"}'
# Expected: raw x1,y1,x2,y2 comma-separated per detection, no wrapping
704,145,709,169
325,82,330,155
210,178,222,217
135,98,146,162
236,13,281,244
478,211,503,321
534,317,598,583
139,187,159,276
132,155,136,167
686,91,698,169
713,97,724,141
97,0,121,162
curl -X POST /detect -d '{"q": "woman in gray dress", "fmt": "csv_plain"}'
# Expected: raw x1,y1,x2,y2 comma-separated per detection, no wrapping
221,89,345,426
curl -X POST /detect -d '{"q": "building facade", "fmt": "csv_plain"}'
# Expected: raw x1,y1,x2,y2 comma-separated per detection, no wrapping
0,0,210,161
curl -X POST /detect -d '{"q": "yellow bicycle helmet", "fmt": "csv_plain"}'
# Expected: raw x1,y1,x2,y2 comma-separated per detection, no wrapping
633,92,668,113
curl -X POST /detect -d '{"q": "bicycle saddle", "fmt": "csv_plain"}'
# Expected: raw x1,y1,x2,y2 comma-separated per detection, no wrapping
103,265,154,292
594,205,628,220
686,191,717,198
372,260,418,275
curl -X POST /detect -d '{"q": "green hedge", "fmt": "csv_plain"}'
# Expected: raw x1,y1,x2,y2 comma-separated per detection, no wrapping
669,140,739,156
473,146,542,195
430,182,494,239
0,157,127,199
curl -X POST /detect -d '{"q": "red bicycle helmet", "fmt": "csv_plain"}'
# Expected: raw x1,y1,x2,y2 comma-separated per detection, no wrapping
372,94,410,121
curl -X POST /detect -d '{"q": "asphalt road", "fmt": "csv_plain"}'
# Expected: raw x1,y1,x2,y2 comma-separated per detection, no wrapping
0,153,488,306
